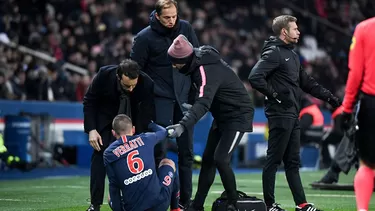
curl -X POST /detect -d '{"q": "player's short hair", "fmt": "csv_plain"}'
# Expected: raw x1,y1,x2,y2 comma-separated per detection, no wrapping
155,0,178,16
272,15,297,34
116,59,140,80
112,114,133,135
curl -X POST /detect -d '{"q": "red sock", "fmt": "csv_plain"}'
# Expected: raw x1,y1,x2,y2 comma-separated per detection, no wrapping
298,203,308,208
354,165,374,211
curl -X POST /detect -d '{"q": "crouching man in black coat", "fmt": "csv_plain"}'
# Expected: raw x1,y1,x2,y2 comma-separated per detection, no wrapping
83,59,155,211
166,35,255,211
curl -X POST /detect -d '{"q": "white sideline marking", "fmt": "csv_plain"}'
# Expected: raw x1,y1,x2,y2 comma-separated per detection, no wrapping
210,191,355,198
86,202,108,205
236,179,263,183
32,185,85,189
42,175,82,180
0,198,46,202
0,185,86,191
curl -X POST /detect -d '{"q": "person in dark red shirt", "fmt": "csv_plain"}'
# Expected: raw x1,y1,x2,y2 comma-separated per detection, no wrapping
341,17,375,211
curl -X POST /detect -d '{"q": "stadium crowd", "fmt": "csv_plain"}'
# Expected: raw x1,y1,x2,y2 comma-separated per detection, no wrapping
0,0,374,107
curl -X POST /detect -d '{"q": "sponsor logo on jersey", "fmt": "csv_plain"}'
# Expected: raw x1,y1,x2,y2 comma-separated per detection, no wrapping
124,169,153,185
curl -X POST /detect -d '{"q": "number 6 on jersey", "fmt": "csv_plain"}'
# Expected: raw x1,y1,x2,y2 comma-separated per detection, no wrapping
127,150,144,174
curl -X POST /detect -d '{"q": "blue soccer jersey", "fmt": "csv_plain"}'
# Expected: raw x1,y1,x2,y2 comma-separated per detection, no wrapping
104,122,168,211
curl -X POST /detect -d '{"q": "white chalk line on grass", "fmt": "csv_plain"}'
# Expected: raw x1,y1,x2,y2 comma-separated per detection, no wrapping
42,175,82,180
236,179,263,183
0,198,47,203
32,185,85,189
210,191,355,198
86,202,108,205
0,185,86,191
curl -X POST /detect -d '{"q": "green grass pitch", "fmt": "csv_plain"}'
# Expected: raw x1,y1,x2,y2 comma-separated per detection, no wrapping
0,170,373,211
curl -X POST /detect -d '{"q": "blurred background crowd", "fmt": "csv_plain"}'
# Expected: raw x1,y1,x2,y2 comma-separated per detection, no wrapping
1,0,374,108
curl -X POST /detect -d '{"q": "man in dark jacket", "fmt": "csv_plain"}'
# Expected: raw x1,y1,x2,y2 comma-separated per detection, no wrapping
166,35,254,211
130,0,199,207
83,59,155,211
248,15,341,211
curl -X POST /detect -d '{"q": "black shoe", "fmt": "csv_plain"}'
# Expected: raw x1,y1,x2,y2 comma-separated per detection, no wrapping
185,201,204,211
86,204,100,211
316,170,339,184
186,206,204,211
179,203,185,210
268,203,286,211
295,203,322,211
179,199,192,211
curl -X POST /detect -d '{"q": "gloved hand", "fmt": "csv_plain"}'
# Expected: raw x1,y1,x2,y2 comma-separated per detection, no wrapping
182,103,192,115
327,95,341,109
274,93,293,109
340,111,353,131
166,124,185,138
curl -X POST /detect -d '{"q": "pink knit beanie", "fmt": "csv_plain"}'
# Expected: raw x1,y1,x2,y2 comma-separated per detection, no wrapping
167,34,194,64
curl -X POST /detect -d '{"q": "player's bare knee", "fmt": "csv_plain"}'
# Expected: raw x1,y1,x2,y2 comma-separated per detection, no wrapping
159,158,176,172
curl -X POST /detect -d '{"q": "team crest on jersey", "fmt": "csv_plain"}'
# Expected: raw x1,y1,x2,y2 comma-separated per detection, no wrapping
168,171,174,178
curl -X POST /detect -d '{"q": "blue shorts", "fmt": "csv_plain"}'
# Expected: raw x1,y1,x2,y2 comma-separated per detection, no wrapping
146,165,176,211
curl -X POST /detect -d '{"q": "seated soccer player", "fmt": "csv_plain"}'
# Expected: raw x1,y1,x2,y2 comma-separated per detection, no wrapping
104,114,180,211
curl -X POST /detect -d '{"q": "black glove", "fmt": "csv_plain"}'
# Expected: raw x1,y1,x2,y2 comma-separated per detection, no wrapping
340,111,353,131
273,93,293,109
166,124,185,138
182,103,192,115
327,95,341,109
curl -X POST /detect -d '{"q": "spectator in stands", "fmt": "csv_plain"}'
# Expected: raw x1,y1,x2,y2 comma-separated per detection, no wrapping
76,75,91,102
83,59,155,211
2,0,366,107
24,62,50,101
130,0,199,208
0,70,12,99
10,69,26,100
46,63,76,101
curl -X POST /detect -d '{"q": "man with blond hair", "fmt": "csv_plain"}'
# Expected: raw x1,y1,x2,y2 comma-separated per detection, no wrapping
249,15,340,211
131,0,199,208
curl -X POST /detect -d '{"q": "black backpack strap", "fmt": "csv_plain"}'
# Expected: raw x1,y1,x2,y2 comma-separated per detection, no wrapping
237,191,248,198
221,190,250,198
220,191,227,198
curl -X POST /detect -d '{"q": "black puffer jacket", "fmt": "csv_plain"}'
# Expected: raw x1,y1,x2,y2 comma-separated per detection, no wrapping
180,46,254,132
130,11,199,102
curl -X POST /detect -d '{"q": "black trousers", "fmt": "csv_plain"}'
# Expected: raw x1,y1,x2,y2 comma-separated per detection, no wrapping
356,93,375,167
321,117,344,166
193,123,244,208
263,117,306,206
90,126,115,206
154,102,194,206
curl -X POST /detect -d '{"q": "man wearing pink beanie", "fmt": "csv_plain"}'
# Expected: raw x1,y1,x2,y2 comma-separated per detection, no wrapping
166,34,255,211
167,35,194,65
